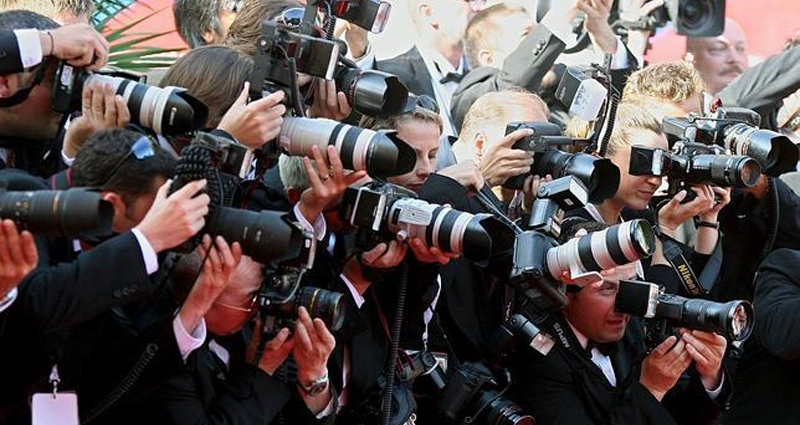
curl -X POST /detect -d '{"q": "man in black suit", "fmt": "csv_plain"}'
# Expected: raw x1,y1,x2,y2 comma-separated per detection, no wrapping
372,0,474,139
0,128,212,423
721,248,800,425
0,10,108,176
418,88,549,363
512,222,731,425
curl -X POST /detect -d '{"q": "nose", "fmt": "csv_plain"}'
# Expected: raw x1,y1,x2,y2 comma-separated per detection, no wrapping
417,158,434,179
645,175,663,187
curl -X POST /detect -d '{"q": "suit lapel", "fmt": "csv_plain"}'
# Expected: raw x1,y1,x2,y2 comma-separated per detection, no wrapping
406,46,436,99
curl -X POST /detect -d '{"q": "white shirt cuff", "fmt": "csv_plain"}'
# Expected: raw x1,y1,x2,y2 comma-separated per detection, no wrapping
354,44,376,71
293,204,327,242
704,372,725,400
0,287,18,314
131,228,159,275
340,273,366,309
13,29,43,69
315,394,336,419
61,150,75,167
610,38,632,70
172,313,207,362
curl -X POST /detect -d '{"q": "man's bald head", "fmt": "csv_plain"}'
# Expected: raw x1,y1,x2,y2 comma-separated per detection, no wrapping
685,18,748,94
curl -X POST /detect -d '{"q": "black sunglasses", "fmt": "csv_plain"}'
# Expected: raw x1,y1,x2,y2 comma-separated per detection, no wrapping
99,136,156,188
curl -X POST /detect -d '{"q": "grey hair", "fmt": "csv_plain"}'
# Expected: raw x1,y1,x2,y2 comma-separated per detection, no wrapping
278,154,312,192
173,0,226,49
0,9,59,31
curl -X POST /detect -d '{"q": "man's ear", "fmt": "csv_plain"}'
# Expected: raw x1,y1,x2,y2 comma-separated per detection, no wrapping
202,29,219,45
477,49,495,68
684,51,696,64
0,74,18,98
101,192,127,228
474,132,486,159
418,3,436,29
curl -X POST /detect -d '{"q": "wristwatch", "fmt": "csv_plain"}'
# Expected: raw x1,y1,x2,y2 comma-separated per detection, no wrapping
299,373,329,397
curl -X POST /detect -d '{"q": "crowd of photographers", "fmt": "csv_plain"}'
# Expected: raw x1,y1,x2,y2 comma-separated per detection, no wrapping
0,0,799,424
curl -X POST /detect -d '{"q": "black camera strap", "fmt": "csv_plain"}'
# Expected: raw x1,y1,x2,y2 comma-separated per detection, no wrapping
659,236,716,297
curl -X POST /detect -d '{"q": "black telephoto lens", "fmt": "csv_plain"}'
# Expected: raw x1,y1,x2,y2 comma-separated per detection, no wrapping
477,390,535,425
0,190,114,238
664,298,754,341
294,286,346,332
335,67,409,119
206,208,308,265
682,154,761,187
722,123,799,176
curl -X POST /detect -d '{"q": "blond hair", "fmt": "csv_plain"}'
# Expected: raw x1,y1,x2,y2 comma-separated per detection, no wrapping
623,60,704,105
458,87,549,147
464,3,529,67
360,107,443,134
605,101,663,157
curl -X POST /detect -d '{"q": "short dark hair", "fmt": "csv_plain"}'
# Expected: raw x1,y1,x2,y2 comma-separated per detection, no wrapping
224,0,302,56
464,3,528,67
0,0,92,21
72,129,176,202
173,0,226,49
0,9,59,31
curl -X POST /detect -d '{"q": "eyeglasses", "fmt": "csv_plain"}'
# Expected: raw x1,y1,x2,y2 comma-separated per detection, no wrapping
99,136,156,188
213,294,258,314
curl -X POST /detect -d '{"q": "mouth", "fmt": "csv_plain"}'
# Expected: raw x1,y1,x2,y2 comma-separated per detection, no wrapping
637,190,655,200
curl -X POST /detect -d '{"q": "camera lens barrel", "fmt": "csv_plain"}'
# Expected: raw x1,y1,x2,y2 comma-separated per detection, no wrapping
86,75,208,136
681,154,762,187
335,67,409,119
546,219,656,279
386,199,494,262
0,189,114,238
207,207,309,266
658,295,754,341
294,286,346,332
538,151,621,204
279,117,415,178
722,123,799,176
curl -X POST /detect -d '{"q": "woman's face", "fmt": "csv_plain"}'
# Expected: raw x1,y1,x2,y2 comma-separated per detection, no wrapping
608,130,669,211
387,119,441,193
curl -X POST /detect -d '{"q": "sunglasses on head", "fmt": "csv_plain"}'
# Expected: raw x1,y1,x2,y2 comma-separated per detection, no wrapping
99,135,156,188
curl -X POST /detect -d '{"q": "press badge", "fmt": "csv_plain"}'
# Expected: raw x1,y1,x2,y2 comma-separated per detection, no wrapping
32,365,79,425
32,392,79,425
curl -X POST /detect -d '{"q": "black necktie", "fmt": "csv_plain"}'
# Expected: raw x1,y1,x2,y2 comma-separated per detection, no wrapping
586,340,618,357
439,71,464,85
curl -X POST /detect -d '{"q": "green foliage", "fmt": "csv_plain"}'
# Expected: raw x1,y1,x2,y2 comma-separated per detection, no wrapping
91,0,182,71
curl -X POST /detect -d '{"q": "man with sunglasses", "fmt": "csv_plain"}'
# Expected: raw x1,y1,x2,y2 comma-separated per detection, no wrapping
0,10,109,178
0,128,213,423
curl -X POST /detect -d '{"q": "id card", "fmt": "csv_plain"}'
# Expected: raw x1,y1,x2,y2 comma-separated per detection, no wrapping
32,392,79,425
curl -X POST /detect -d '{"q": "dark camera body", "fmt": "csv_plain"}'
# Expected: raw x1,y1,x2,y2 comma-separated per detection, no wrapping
249,21,340,109
437,362,533,425
257,268,346,336
503,122,620,204
170,132,317,266
0,187,114,238
341,182,509,263
662,108,798,176
615,280,754,351
615,0,725,37
51,62,208,136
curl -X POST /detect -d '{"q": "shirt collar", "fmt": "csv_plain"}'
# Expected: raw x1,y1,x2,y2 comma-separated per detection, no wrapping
417,44,465,78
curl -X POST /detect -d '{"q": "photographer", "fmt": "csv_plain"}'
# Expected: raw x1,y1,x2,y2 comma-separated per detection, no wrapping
512,220,731,425
415,88,549,364
0,11,108,177
136,235,337,424
564,101,729,296
0,128,209,422
721,248,800,424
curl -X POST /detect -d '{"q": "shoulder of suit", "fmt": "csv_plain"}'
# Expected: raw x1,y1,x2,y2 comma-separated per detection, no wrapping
759,248,800,279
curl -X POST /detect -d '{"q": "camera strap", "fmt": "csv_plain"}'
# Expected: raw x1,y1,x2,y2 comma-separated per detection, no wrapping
659,236,714,297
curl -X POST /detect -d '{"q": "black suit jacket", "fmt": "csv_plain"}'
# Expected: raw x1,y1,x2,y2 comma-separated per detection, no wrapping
513,316,731,425
721,248,800,425
141,336,292,425
376,46,436,101
0,30,27,75
450,23,566,131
